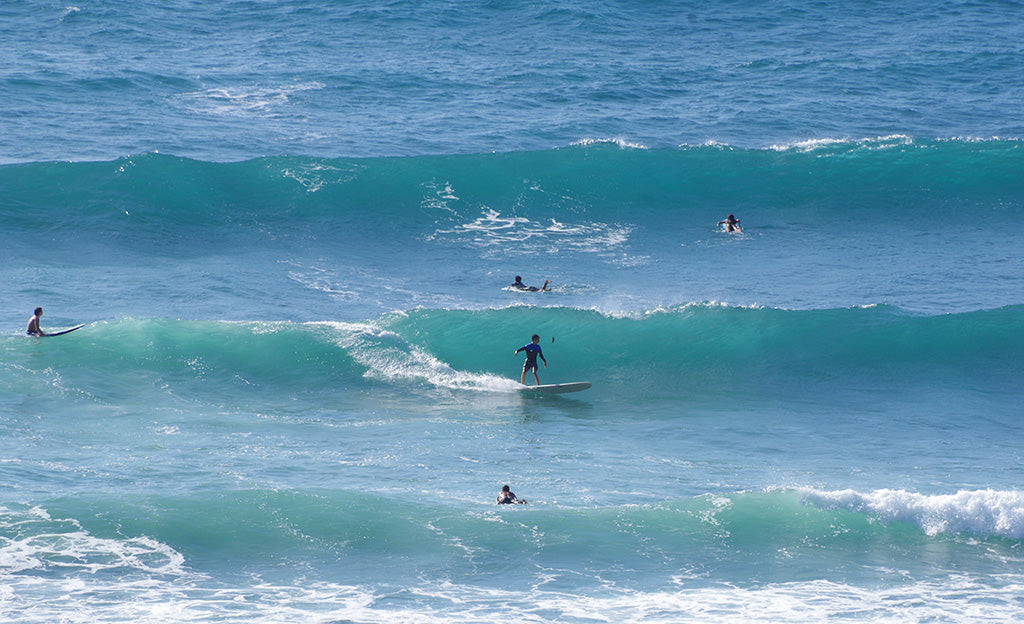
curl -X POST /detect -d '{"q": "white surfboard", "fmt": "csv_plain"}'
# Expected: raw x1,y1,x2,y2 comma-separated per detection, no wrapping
519,381,592,394
40,323,87,337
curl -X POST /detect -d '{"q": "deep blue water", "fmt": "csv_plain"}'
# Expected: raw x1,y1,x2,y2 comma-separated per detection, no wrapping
4,0,1024,162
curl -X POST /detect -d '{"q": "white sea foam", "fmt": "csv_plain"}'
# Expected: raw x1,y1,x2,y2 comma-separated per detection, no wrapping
942,135,1023,144
798,487,1024,539
2,566,1022,624
571,137,648,150
420,179,461,216
315,321,522,392
677,139,736,150
455,208,532,234
427,208,639,262
174,82,325,117
4,503,1023,623
280,161,364,192
0,505,185,578
768,137,852,151
768,135,914,153
594,300,768,320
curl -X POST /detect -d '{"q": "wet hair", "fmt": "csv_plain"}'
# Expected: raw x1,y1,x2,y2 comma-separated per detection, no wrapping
502,485,511,492
34,307,43,315
531,334,540,341
514,276,523,282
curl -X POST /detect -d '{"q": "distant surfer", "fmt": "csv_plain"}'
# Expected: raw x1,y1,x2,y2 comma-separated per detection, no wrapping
510,276,551,292
514,334,547,385
497,484,526,504
718,214,742,233
26,307,46,336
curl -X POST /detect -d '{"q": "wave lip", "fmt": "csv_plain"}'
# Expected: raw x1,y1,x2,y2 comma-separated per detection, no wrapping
799,487,1024,539
570,137,648,149
315,320,523,393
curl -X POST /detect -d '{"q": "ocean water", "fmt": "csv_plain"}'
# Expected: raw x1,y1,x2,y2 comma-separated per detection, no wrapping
3,2,1024,623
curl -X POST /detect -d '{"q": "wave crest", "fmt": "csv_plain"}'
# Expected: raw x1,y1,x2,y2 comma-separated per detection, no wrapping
799,488,1024,539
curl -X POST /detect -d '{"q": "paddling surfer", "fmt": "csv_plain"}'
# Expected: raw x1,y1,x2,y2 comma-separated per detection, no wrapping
26,307,45,336
497,484,526,504
514,334,547,385
717,214,742,233
510,276,551,292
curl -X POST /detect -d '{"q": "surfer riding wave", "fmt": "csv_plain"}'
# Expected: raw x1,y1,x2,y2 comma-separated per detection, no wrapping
514,334,547,385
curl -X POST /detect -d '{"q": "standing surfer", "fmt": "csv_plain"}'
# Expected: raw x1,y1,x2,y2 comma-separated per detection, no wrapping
26,307,45,336
514,334,547,385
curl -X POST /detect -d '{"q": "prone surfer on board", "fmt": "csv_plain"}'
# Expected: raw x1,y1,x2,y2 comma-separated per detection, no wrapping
510,276,551,291
717,214,742,233
26,307,46,336
497,484,526,504
514,334,547,385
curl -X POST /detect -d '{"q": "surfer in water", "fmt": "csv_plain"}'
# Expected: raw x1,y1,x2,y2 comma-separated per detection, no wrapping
717,214,742,232
514,334,547,385
510,276,551,292
26,307,46,336
497,484,526,504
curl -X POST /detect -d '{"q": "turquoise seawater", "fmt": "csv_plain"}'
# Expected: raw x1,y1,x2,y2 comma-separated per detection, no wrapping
3,1,1024,623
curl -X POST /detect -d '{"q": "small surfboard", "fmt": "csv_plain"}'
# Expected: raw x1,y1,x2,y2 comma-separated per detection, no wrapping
42,323,87,337
519,381,592,394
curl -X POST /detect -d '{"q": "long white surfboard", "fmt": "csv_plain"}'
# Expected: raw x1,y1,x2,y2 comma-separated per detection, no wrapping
519,381,591,394
41,323,87,337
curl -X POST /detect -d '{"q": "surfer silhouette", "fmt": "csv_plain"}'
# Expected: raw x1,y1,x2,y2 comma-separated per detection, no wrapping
510,276,551,291
497,484,526,504
718,214,742,232
26,307,45,336
514,334,547,385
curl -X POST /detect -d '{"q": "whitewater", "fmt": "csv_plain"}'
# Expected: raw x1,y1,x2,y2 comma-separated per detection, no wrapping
3,1,1024,623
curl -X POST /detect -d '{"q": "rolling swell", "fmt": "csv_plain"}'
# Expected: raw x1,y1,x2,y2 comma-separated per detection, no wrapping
4,305,1020,403
2,138,1022,244
380,304,1024,398
4,139,1021,320
12,485,1024,584
6,487,1024,623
